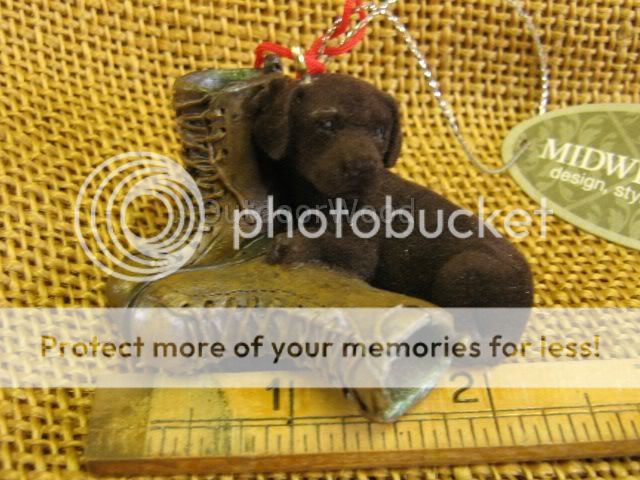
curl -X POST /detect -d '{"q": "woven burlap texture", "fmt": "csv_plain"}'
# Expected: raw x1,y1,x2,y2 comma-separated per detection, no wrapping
1,0,639,478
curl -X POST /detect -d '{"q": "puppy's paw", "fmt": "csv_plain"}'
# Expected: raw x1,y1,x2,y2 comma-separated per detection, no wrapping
267,233,313,265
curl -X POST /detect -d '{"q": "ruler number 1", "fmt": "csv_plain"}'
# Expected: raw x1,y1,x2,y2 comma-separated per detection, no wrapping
450,371,479,403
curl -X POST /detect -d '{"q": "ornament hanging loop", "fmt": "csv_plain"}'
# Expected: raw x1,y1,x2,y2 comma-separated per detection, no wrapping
291,47,312,84
314,0,394,62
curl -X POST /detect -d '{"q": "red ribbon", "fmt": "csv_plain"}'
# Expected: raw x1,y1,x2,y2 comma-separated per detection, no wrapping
254,0,367,75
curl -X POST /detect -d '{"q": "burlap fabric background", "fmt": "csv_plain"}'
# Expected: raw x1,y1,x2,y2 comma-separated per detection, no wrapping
1,0,639,478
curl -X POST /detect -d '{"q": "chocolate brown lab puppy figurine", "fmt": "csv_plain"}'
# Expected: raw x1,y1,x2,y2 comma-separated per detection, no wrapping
250,74,533,318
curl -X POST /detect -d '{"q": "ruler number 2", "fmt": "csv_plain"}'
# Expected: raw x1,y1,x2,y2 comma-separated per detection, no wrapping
450,371,479,403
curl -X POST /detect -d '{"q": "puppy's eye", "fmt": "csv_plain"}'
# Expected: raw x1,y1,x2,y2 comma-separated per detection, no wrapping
374,126,386,140
318,119,336,131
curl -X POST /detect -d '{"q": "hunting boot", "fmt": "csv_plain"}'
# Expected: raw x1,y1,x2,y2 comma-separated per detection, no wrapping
105,61,454,422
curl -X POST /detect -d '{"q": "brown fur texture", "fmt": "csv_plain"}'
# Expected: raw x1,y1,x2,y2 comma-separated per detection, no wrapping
249,74,533,316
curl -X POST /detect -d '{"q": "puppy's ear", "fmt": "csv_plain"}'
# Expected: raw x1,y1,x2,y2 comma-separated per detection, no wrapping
248,77,299,161
383,94,402,168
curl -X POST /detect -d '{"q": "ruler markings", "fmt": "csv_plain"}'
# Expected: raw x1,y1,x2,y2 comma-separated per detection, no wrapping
567,414,578,442
609,420,617,441
541,408,553,444
120,406,640,440
558,423,566,443
483,373,504,446
315,424,321,452
518,415,526,440
86,365,640,475
288,385,295,453
210,423,216,454
443,413,452,447
508,424,516,445
533,424,541,444
136,410,637,452
342,417,348,452
393,422,400,450
185,408,193,456
615,412,628,440
143,401,640,426
418,420,426,448
469,418,479,447
585,393,604,441
160,427,166,455
238,419,244,453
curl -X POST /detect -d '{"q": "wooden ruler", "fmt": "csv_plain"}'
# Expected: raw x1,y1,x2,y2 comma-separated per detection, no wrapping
86,360,640,476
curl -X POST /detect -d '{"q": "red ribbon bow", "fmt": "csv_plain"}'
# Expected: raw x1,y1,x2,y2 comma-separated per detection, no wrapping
254,0,367,75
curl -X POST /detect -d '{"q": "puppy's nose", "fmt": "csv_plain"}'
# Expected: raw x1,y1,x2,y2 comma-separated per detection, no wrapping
342,159,377,178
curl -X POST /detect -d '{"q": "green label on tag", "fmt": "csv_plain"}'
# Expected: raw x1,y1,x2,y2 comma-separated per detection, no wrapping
503,104,640,250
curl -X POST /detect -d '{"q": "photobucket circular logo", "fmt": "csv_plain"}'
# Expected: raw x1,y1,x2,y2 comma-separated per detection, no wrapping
74,152,205,282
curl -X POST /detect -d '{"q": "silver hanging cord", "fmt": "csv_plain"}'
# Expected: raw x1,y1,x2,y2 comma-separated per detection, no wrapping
314,0,550,174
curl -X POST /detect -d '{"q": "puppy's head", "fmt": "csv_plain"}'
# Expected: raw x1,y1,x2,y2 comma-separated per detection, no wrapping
249,74,402,197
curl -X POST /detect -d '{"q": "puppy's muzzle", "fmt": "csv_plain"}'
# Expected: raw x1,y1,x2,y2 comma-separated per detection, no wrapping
338,137,382,181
